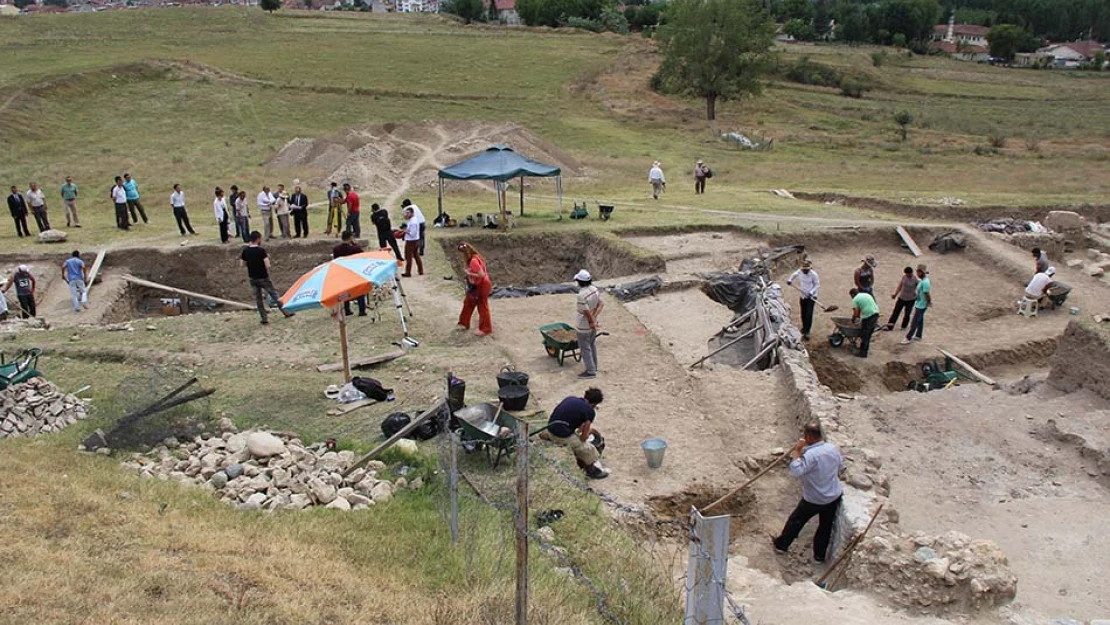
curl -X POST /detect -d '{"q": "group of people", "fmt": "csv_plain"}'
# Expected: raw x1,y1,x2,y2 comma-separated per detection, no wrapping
7,177,86,237
646,159,713,199
0,251,90,320
787,254,932,357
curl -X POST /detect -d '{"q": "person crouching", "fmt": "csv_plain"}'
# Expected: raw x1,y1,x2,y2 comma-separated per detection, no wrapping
540,388,610,479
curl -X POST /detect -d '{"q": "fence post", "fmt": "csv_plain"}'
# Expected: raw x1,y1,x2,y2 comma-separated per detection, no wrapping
449,430,459,544
514,420,530,625
685,507,730,624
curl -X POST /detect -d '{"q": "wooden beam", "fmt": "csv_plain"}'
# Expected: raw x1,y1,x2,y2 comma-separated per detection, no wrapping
120,274,254,311
86,250,107,289
937,348,997,387
316,348,405,373
325,398,379,416
896,226,923,257
342,398,446,477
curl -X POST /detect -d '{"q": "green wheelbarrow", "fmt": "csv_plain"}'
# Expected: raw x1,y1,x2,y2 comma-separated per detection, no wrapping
455,402,553,469
539,322,580,366
0,348,43,391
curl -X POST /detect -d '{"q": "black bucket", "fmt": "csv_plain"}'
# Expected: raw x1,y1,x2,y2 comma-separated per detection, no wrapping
496,369,530,389
498,385,530,411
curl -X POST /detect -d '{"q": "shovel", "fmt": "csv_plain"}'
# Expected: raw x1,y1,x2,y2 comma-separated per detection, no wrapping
788,283,839,313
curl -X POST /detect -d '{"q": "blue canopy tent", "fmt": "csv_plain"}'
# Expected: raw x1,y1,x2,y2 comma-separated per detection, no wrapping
436,144,563,224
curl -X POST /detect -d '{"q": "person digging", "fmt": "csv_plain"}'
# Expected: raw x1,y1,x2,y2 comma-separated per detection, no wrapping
539,388,610,480
849,287,880,358
786,259,819,341
771,421,843,564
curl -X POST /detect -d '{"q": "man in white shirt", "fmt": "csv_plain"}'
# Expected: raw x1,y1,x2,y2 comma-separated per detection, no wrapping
786,259,820,340
1024,267,1055,301
401,198,426,255
648,161,665,199
111,176,130,230
26,183,50,232
401,207,424,277
170,184,195,236
257,186,275,240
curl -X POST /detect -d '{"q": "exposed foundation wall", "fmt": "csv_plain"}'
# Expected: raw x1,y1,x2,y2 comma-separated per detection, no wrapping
1049,319,1110,400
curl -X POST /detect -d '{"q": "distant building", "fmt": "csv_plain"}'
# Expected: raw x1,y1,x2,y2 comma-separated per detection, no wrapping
930,15,990,62
1035,40,1106,68
484,0,517,24
397,0,436,12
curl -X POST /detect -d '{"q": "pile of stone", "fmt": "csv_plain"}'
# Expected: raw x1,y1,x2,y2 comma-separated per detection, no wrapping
848,529,1017,611
120,428,421,512
0,377,89,438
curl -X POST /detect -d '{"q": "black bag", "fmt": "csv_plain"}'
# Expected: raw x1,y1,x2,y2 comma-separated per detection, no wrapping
704,167,713,179
381,412,411,438
351,376,392,401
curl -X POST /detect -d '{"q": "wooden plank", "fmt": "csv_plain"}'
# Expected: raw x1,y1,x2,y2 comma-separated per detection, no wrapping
120,274,254,311
937,348,997,387
325,398,378,416
316,349,405,373
342,398,446,477
86,250,107,289
896,226,923,257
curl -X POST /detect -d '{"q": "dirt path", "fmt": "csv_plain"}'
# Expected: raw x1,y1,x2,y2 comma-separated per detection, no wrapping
383,124,490,210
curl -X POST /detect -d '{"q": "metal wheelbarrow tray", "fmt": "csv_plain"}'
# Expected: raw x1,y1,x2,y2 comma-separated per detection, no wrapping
827,317,877,349
539,322,580,366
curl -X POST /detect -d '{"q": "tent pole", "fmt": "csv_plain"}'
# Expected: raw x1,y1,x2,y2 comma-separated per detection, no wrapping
519,175,524,216
337,307,351,383
392,277,410,335
437,177,444,220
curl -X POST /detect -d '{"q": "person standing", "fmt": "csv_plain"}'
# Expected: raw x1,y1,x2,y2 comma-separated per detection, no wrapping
122,172,148,224
213,187,231,244
786,260,819,341
60,176,80,228
853,256,877,294
400,207,423,277
574,269,604,378
343,183,361,238
693,159,709,194
62,250,88,313
26,183,50,232
901,264,931,345
235,191,251,242
169,184,196,236
456,242,493,336
401,198,426,255
887,266,918,331
3,265,37,318
539,388,610,479
371,203,402,260
274,184,292,239
111,177,130,230
771,422,843,563
229,185,241,239
648,161,666,199
850,288,880,358
240,231,294,325
332,231,367,317
326,182,345,237
289,185,309,238
7,186,31,238
257,186,275,240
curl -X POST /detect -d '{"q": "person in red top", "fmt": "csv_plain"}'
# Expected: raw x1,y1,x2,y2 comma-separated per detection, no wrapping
455,242,493,336
342,183,361,238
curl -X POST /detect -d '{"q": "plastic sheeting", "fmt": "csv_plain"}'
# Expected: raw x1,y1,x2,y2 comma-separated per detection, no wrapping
608,276,663,302
929,231,967,254
490,284,579,299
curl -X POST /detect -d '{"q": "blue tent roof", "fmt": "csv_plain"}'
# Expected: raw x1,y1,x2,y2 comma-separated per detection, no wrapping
438,144,561,182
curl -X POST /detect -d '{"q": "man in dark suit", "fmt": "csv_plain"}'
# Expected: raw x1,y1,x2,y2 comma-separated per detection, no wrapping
7,186,31,238
289,185,309,238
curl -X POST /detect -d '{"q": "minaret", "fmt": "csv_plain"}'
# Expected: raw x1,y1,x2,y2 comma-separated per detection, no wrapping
945,10,955,42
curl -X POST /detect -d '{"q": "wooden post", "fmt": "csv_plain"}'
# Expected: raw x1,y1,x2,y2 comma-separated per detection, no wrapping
449,430,460,544
514,420,530,625
519,175,524,216
85,250,106,294
337,307,351,383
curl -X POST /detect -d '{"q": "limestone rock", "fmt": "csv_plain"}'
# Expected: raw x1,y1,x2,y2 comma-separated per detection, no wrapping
37,229,67,243
1044,211,1085,233
310,478,337,505
210,471,229,489
394,439,419,457
370,481,394,503
326,497,351,511
246,432,286,458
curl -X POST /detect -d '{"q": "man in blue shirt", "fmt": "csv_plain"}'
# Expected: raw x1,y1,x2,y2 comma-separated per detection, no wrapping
901,264,932,344
772,422,844,563
541,388,609,479
62,250,88,313
122,172,149,224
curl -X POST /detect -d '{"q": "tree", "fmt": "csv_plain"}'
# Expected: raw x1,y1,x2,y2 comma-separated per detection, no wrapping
259,0,281,13
879,0,941,44
987,23,1025,62
13,0,34,8
447,0,485,24
654,0,776,121
894,110,913,141
784,18,817,40
42,0,68,6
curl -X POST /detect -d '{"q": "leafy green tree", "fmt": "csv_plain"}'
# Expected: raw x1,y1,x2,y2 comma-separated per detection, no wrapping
447,0,485,24
259,0,282,13
13,0,35,8
879,0,941,44
784,18,817,40
987,23,1025,62
42,0,68,7
781,0,814,21
654,0,776,120
894,110,913,141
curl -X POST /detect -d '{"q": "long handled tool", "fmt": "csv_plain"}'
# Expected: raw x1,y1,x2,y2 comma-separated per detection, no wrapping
702,448,792,513
788,283,839,313
815,502,885,590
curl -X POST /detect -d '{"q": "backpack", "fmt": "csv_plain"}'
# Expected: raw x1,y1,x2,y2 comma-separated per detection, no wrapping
704,167,713,179
351,376,392,401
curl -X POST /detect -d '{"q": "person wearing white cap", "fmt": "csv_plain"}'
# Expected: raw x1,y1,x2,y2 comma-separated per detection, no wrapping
2,265,36,318
1023,266,1055,301
574,269,604,378
787,259,819,340
648,161,666,199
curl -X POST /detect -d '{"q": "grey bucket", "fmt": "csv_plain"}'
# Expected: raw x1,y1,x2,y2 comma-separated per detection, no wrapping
641,438,668,469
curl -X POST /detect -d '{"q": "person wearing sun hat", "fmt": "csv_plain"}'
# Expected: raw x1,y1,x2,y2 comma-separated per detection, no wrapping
854,255,877,294
694,159,710,194
648,161,666,199
787,258,820,340
574,269,605,379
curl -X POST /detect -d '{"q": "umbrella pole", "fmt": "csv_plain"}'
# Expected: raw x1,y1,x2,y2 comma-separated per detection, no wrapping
338,307,351,383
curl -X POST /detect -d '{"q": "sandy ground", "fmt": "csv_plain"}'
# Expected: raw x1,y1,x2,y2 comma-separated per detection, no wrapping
842,380,1110,621
622,231,763,277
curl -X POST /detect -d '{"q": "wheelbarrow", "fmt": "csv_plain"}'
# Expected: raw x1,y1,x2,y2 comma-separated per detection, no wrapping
827,317,877,349
1044,282,1072,309
907,357,977,392
0,348,42,391
455,402,552,469
539,322,580,366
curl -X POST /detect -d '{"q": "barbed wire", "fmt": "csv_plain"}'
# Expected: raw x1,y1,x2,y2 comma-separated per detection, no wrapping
686,517,753,625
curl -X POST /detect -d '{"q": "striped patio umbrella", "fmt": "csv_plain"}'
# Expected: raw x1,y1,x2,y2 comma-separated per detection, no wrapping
280,251,411,381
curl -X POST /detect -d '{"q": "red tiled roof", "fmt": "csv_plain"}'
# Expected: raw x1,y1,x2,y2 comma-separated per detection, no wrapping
934,23,990,37
932,40,987,54
1059,40,1106,58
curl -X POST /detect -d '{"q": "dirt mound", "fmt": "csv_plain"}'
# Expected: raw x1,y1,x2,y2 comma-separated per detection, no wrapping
647,484,756,537
265,121,585,201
